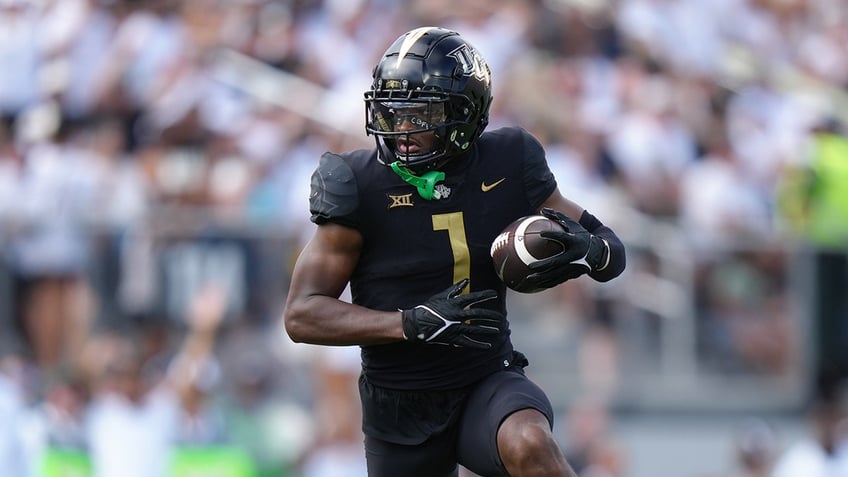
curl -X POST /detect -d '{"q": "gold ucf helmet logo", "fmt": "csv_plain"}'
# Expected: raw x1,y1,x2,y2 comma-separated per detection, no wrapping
448,44,490,84
388,193,414,208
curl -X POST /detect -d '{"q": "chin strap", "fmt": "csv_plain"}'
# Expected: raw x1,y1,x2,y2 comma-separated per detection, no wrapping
390,161,446,200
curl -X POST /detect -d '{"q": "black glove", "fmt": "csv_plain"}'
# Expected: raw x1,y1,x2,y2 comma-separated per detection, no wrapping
524,208,610,289
402,279,505,349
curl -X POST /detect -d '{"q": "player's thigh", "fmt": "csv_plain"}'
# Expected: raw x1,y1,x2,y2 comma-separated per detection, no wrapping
364,432,459,477
456,366,554,476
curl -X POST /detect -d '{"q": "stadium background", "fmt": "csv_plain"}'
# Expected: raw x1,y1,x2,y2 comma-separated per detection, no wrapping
0,0,847,476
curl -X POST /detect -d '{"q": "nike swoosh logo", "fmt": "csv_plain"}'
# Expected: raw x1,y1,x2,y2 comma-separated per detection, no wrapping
481,178,506,192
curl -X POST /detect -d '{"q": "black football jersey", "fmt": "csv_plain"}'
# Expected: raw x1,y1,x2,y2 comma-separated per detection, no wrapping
309,126,557,390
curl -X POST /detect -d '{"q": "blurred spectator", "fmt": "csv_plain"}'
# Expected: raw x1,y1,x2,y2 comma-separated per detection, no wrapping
558,397,626,476
604,57,698,217
89,0,186,121
216,318,319,477
724,79,812,194
771,393,848,477
0,118,23,244
732,419,778,477
0,347,31,477
679,131,773,255
9,115,99,376
0,0,42,119
695,254,794,376
176,354,227,446
778,119,848,399
43,0,121,120
82,283,226,477
299,346,367,477
700,418,779,477
28,372,88,449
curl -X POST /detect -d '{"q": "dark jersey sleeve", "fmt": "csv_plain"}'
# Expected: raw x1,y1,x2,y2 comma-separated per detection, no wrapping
516,127,625,281
309,152,360,228
519,129,557,209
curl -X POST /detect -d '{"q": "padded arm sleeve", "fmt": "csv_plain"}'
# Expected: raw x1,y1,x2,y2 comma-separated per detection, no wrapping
579,210,626,282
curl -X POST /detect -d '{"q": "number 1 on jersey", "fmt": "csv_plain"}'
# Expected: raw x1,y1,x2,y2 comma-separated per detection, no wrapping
432,212,471,292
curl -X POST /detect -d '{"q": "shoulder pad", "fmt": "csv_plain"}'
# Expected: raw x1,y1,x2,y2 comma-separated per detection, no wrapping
309,153,359,226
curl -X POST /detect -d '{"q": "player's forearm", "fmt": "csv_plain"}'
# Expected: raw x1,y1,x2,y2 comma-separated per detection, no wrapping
284,295,404,346
579,210,626,282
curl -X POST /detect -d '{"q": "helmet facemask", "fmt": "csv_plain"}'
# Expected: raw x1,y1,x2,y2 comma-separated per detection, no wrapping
365,90,478,173
365,28,492,172
364,27,492,198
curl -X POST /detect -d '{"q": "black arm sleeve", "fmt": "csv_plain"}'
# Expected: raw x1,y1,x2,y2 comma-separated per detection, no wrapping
579,210,626,282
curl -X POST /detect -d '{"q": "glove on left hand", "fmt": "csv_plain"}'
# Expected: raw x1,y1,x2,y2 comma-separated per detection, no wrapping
524,208,609,289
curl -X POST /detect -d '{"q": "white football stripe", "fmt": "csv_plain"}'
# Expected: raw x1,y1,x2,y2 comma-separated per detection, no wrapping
514,216,546,265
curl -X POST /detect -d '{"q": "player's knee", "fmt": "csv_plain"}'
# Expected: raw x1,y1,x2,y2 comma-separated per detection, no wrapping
506,424,556,459
498,413,560,466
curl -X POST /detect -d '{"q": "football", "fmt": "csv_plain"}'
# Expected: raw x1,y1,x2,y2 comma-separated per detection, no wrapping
489,215,566,293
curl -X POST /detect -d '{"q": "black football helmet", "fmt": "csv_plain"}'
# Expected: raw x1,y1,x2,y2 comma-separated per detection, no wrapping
365,27,493,172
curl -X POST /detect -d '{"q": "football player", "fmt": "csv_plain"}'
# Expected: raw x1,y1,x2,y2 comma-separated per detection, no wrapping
284,27,626,477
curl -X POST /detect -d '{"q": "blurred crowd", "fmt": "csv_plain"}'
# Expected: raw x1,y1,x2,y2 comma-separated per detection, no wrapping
0,0,847,476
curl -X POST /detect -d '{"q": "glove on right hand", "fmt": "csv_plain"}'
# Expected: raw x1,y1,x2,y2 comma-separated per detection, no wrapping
402,279,505,350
